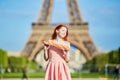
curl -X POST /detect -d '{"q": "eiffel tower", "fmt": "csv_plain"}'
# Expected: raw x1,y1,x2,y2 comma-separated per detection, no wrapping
22,0,98,61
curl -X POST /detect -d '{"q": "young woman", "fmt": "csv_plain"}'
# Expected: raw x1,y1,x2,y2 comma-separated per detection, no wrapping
43,24,71,80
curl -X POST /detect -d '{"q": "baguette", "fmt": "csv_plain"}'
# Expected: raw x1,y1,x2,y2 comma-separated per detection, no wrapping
43,40,69,51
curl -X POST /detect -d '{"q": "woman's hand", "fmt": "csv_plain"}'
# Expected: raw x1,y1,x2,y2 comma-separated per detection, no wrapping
44,44,50,51
63,50,69,63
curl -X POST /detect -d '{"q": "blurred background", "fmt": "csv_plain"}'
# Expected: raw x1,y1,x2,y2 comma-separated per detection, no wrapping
0,0,120,79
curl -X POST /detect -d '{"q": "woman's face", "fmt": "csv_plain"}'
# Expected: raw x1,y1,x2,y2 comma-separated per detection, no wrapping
57,27,67,38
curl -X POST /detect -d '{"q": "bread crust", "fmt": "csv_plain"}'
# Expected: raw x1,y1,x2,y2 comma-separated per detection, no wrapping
43,40,69,51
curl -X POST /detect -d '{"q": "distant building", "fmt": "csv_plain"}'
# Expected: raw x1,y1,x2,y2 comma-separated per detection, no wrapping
8,52,21,57
69,49,86,72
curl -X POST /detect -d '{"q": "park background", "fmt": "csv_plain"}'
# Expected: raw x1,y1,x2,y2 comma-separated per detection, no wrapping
0,0,120,79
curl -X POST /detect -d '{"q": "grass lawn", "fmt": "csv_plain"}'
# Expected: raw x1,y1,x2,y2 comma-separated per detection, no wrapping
0,72,111,78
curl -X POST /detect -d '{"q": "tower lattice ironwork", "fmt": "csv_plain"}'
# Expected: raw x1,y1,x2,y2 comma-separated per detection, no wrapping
22,0,98,61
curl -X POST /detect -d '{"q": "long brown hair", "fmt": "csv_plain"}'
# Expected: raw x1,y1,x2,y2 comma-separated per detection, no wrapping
52,24,68,41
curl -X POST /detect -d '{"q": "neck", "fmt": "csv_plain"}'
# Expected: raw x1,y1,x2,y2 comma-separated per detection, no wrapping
56,36,62,42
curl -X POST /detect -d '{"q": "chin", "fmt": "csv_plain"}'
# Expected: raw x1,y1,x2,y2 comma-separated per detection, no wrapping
61,36,65,38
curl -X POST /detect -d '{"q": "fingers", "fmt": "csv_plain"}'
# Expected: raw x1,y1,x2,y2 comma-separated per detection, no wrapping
44,45,50,50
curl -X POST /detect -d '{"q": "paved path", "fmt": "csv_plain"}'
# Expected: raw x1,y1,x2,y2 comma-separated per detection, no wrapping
0,78,110,80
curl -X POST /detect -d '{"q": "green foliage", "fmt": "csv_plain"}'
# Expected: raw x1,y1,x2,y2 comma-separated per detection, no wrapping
28,61,38,70
95,53,109,69
83,54,108,72
7,55,38,72
8,56,28,72
83,59,93,69
8,56,28,68
0,49,8,68
19,56,28,68
83,47,120,73
118,47,120,63
108,50,119,64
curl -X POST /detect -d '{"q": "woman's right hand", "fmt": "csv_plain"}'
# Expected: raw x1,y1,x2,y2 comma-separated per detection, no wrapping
44,45,50,51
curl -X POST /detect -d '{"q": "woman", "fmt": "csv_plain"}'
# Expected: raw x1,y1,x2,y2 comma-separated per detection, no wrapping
43,24,71,80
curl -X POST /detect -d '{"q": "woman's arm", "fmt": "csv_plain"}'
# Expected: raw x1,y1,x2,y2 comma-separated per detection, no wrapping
44,46,49,61
64,51,70,63
64,42,70,63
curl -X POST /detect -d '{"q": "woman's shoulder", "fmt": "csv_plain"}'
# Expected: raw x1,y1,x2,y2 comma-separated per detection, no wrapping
64,40,70,44
64,41,70,47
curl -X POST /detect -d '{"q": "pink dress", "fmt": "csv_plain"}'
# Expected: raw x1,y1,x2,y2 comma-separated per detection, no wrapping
44,41,71,80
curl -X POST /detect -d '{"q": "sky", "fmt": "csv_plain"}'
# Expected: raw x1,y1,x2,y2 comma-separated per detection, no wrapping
0,0,120,53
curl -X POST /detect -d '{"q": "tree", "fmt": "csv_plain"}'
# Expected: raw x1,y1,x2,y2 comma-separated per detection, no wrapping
0,49,8,68
108,50,119,64
118,47,120,63
8,56,28,72
83,52,109,73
